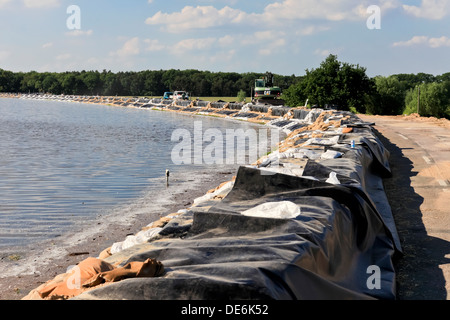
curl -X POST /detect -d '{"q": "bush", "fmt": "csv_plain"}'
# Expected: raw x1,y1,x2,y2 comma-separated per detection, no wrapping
366,76,406,115
237,89,246,102
404,82,450,118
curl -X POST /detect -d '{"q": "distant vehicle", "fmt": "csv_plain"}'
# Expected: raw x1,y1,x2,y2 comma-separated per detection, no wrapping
173,91,190,100
251,72,285,106
163,92,173,100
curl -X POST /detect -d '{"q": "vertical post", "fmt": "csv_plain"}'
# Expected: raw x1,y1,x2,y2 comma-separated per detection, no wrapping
417,86,420,115
166,169,170,188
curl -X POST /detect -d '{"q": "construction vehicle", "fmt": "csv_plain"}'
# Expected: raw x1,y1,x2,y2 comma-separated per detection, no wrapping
251,72,285,106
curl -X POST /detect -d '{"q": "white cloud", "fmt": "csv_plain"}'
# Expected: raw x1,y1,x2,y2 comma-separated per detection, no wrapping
208,49,236,64
144,39,166,51
403,0,450,20
264,0,400,22
23,0,60,8
217,35,234,47
314,49,332,57
111,37,140,58
429,36,450,48
42,42,53,49
314,48,343,57
393,36,450,48
0,0,11,8
239,30,286,49
145,1,400,34
297,25,331,36
172,37,216,52
65,30,93,37
263,0,354,21
393,35,429,47
253,30,284,41
146,5,247,33
258,38,286,56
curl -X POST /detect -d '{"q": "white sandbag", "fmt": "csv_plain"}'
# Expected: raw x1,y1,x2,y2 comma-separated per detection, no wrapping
259,158,272,167
304,136,340,146
135,227,163,243
240,104,251,113
241,201,301,219
193,192,215,205
110,242,123,255
193,181,234,205
293,149,322,160
120,235,140,252
110,227,162,255
321,150,343,159
214,181,234,196
325,172,341,185
279,152,294,159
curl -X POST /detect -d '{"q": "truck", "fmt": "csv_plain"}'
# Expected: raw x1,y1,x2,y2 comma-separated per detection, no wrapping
173,91,190,100
163,92,173,100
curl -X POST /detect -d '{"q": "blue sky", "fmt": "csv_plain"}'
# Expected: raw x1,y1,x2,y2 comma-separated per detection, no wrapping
0,0,449,77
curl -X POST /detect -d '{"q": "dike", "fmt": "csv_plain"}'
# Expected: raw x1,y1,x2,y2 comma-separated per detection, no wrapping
1,93,402,300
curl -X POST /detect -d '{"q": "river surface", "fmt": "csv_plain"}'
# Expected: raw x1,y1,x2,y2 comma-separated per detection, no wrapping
0,98,277,253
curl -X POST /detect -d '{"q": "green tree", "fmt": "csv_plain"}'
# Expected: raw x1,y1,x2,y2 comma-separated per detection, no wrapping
143,70,164,96
367,76,407,115
81,71,101,95
0,69,16,92
42,73,62,94
211,77,224,97
284,55,372,112
283,79,308,107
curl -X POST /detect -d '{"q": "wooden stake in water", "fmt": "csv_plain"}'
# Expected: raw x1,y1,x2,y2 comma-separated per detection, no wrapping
166,169,170,187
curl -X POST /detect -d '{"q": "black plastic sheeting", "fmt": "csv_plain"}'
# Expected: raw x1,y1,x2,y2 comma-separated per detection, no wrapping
74,117,402,301
75,169,399,300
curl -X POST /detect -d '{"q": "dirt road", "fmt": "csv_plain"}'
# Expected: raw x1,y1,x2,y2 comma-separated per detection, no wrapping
359,114,450,300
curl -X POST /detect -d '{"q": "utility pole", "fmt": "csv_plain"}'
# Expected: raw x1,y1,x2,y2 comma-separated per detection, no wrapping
417,85,420,115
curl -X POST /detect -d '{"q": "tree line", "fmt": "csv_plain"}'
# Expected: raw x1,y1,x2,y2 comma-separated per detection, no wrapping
0,69,299,98
1,56,449,118
283,55,450,119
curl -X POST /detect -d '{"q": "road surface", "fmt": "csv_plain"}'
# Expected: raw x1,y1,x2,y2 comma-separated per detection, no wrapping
359,114,450,300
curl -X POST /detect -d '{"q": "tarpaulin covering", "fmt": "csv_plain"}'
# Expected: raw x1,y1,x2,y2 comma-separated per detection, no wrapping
69,111,402,301
75,172,400,300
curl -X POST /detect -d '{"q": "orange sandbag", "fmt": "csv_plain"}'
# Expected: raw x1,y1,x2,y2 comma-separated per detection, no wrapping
38,257,164,300
38,257,115,300
83,258,165,287
342,127,353,133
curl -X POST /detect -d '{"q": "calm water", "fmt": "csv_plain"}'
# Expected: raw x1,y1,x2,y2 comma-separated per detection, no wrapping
0,98,275,250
